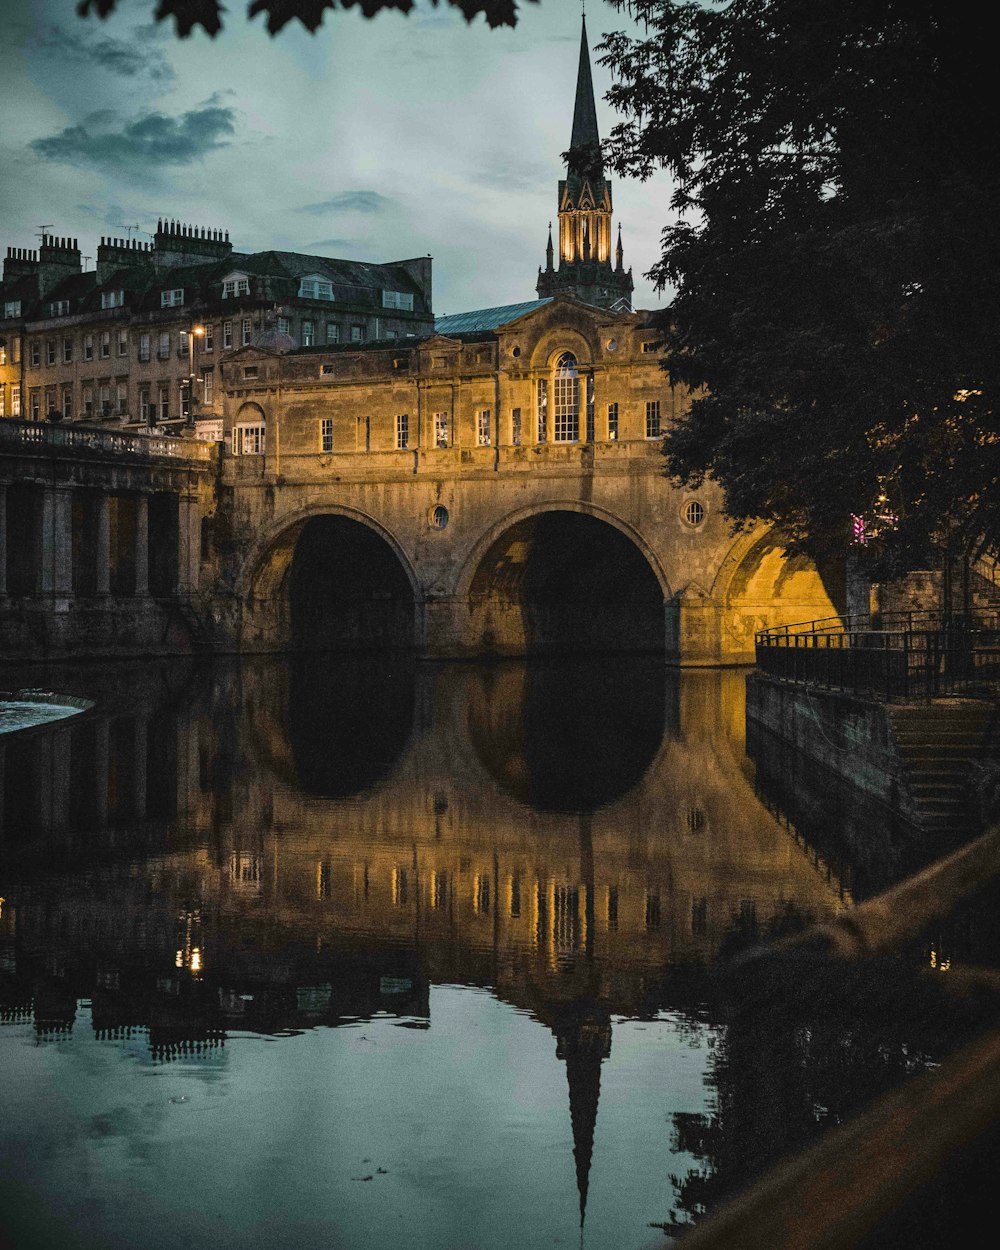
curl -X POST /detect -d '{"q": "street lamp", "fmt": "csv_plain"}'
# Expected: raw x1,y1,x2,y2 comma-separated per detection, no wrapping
186,323,206,429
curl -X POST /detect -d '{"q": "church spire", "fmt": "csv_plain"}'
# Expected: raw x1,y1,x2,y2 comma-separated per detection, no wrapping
569,15,601,169
546,221,554,272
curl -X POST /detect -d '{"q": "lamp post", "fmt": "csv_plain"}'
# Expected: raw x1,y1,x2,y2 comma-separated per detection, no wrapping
186,323,205,430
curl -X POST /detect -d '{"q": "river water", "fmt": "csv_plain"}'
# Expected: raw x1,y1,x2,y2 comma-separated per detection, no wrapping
1,657,998,1249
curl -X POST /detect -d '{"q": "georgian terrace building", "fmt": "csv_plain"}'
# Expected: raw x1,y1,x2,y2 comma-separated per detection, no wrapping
0,223,433,437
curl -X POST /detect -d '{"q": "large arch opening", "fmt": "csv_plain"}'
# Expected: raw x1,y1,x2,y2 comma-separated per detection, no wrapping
285,515,416,652
468,511,666,654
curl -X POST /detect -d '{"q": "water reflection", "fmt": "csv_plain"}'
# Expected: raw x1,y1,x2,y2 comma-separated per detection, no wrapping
0,658,995,1248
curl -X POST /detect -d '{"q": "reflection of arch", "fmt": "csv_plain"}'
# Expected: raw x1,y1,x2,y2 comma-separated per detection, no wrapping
456,502,671,601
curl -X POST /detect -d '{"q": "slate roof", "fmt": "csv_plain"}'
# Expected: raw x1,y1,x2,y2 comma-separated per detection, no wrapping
434,299,552,336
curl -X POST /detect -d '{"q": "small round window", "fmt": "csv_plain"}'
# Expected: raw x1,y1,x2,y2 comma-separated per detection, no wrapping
431,505,449,530
682,499,706,528
511,345,522,358
606,338,618,352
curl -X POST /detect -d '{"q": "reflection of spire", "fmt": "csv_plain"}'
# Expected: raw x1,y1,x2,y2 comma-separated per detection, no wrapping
555,1003,612,1228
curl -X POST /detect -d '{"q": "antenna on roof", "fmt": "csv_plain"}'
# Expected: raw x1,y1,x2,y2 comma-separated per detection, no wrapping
82,255,92,271
124,223,140,241
36,224,53,243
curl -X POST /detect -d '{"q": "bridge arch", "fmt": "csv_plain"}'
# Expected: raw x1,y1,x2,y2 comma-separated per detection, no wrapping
239,504,419,652
457,502,671,655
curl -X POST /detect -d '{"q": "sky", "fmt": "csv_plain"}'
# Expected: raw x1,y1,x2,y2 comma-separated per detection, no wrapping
0,0,675,316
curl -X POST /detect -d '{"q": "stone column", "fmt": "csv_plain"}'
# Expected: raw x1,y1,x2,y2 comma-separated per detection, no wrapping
177,495,200,594
38,483,73,600
95,494,111,596
134,494,149,597
0,482,7,598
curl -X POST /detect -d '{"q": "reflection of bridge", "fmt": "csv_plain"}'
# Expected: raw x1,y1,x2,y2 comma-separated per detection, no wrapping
0,659,847,1227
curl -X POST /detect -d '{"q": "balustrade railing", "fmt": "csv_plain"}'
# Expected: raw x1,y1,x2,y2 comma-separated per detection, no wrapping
0,418,215,462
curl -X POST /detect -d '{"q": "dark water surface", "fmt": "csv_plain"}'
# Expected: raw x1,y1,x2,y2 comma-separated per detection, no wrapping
1,658,998,1249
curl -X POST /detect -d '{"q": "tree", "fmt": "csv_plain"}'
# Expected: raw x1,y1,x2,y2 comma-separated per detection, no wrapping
76,0,534,38
600,0,1000,576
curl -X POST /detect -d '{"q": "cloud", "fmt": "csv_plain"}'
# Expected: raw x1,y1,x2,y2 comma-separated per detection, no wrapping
31,105,238,174
305,238,359,252
297,192,392,215
31,22,175,86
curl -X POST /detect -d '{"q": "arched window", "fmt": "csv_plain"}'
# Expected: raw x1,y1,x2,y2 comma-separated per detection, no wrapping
553,351,579,442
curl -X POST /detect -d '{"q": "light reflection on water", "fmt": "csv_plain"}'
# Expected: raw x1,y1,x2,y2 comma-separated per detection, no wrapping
0,658,993,1248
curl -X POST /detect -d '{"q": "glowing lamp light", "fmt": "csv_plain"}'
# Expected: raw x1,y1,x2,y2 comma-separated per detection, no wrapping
851,513,867,545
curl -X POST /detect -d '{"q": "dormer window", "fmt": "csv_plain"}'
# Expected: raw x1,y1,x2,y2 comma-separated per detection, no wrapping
222,274,250,298
299,274,333,301
382,289,414,311
101,289,125,309
48,299,70,317
4,300,21,319
160,288,184,308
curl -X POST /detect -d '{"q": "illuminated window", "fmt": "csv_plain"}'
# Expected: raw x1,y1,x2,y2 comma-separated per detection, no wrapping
607,402,619,440
11,384,21,417
434,410,449,447
234,423,265,455
477,408,491,446
320,416,333,452
202,368,214,404
645,400,661,439
396,413,409,449
553,352,579,442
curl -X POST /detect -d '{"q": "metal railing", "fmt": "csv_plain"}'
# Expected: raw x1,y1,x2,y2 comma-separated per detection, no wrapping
756,612,1000,699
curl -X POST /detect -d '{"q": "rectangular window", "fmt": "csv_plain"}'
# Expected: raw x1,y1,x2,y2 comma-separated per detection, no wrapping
63,337,73,363
645,399,662,439
99,331,110,359
158,331,170,360
29,389,40,421
301,319,314,347
139,387,151,423
586,374,595,441
48,300,70,317
117,328,128,357
11,384,21,417
241,318,252,347
223,277,249,298
83,333,93,361
29,340,40,367
160,288,184,308
477,408,491,446
83,385,93,417
395,413,409,450
98,382,111,416
202,368,214,404
4,300,21,318
116,382,128,415
223,320,233,349
179,330,189,356
299,277,333,300
325,323,339,344
234,424,265,455
641,340,657,353
46,339,56,366
607,402,619,440
62,387,73,421
204,323,214,352
158,384,170,421
101,289,124,309
382,289,414,311
434,411,449,448
181,378,191,419
44,387,55,416
350,324,364,342
536,378,548,443
474,875,490,915
138,332,150,363
242,366,258,380
511,407,522,446
320,417,333,453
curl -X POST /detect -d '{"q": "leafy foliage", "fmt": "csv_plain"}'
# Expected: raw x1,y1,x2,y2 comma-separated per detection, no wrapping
601,1,1000,572
76,0,532,38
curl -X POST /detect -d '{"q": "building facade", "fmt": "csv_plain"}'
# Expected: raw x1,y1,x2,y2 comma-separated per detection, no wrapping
0,224,433,439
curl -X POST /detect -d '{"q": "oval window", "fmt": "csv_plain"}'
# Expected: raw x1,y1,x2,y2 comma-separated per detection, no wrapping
606,338,618,352
682,499,706,528
431,505,449,530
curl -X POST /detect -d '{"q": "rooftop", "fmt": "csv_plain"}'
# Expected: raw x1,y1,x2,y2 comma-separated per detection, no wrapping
434,299,553,336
